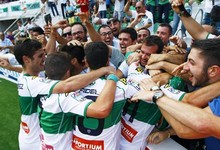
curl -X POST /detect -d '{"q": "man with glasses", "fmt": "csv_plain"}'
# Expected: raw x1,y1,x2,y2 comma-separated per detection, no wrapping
107,18,122,38
71,22,88,42
98,25,120,49
124,0,154,34
62,26,72,42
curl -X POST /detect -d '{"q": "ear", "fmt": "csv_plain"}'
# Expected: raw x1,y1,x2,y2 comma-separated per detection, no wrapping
70,58,77,65
208,65,220,78
22,55,30,64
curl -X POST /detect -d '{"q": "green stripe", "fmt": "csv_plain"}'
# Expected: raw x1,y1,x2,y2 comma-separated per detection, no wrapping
40,111,74,134
19,94,47,115
124,101,162,125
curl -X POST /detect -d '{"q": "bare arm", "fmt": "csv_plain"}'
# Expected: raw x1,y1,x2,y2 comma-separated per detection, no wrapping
124,0,132,16
87,79,117,118
53,66,115,93
77,12,102,42
147,54,186,65
0,58,22,73
157,98,220,139
183,80,220,107
171,0,209,40
128,13,152,30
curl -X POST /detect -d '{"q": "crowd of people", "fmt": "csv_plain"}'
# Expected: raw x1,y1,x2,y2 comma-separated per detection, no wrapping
0,0,220,149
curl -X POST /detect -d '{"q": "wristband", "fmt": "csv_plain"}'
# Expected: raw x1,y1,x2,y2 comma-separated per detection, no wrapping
178,4,191,17
107,74,119,83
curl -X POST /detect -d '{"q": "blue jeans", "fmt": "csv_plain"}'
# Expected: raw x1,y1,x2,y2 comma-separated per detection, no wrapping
99,10,107,18
203,12,220,35
172,8,191,36
146,5,156,23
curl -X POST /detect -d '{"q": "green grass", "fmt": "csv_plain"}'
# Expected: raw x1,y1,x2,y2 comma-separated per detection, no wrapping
0,78,20,149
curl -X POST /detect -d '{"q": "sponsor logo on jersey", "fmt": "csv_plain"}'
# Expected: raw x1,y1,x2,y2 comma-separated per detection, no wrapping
39,78,52,84
71,92,88,102
121,118,138,143
31,76,37,80
40,134,54,150
18,83,23,89
135,67,143,73
21,122,30,134
80,88,97,95
120,78,127,85
72,135,104,150
127,79,140,91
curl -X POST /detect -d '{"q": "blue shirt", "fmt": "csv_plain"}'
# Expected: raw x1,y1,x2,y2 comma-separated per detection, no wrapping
205,96,220,150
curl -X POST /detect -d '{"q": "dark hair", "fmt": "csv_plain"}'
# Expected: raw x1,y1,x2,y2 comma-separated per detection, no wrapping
107,18,120,25
32,26,44,35
45,52,71,80
191,39,220,68
97,24,112,33
119,28,137,41
60,44,85,66
71,22,87,35
84,42,109,70
142,35,164,54
138,27,151,36
159,23,172,35
14,39,42,65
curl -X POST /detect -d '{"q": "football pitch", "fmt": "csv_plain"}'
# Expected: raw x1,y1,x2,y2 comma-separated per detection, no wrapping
0,78,19,149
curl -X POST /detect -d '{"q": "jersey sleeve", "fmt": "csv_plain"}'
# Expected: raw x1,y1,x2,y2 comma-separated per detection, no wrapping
27,76,59,96
58,92,93,116
118,60,128,77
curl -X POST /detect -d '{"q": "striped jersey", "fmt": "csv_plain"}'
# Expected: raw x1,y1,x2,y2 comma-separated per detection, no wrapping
17,73,58,149
72,77,138,150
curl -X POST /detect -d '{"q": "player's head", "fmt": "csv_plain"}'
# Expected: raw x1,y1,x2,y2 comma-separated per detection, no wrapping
45,52,72,80
84,41,109,70
60,44,85,75
14,39,45,75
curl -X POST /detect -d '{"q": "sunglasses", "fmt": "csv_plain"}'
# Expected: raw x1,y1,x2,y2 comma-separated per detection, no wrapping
62,31,72,37
100,31,112,37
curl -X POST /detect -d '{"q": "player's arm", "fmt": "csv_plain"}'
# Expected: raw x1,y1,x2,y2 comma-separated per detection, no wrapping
86,75,118,118
53,66,115,93
182,80,220,107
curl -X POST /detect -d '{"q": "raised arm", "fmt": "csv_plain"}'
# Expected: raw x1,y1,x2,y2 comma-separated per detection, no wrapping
171,0,209,40
124,0,132,16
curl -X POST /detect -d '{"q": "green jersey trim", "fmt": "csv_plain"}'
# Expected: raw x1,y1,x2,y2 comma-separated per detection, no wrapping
83,101,93,117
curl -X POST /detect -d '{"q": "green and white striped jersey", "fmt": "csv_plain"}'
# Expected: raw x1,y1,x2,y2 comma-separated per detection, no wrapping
72,77,137,150
120,63,164,150
17,73,58,149
40,91,94,150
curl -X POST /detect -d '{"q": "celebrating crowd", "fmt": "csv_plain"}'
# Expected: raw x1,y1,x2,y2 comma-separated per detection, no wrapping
0,0,220,149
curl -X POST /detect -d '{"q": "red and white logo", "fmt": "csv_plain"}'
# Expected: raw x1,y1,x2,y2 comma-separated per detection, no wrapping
21,122,30,134
121,118,138,143
72,135,104,150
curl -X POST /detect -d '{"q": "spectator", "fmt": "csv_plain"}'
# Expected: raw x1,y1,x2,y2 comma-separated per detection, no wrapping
0,31,14,54
48,0,59,17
